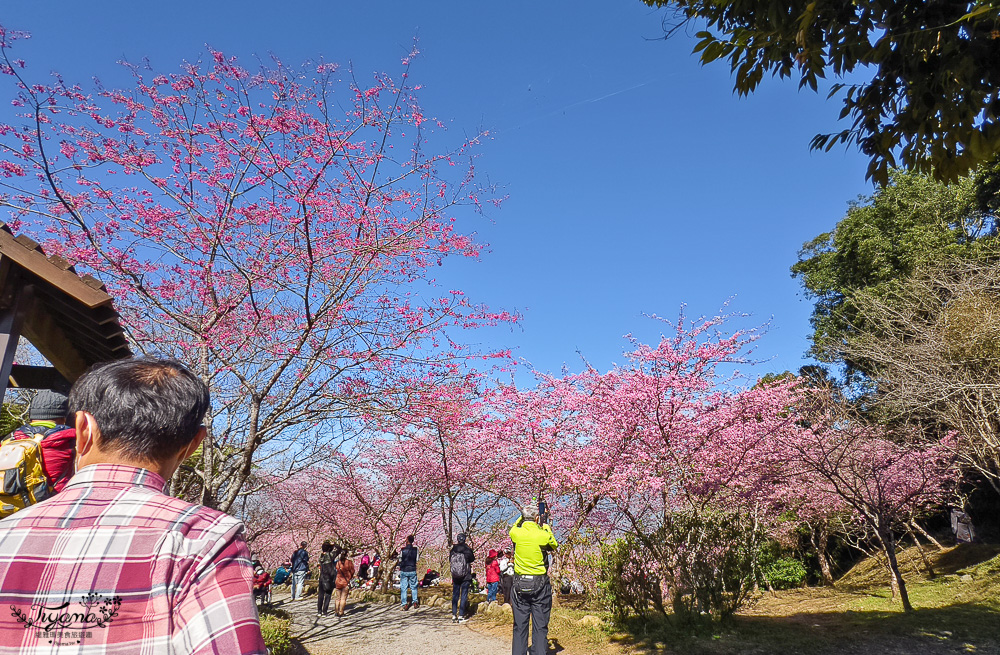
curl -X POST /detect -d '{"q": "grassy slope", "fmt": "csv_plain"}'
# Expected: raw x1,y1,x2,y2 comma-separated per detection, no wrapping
620,544,1000,655
476,544,1000,655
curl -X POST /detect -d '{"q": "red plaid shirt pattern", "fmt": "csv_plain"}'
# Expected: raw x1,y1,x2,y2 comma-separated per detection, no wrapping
0,464,267,654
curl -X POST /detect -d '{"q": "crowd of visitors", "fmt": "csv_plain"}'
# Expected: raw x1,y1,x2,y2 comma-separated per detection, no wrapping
0,356,562,655
268,500,559,654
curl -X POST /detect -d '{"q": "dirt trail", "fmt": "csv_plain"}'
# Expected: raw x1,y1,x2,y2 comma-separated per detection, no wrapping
271,588,511,655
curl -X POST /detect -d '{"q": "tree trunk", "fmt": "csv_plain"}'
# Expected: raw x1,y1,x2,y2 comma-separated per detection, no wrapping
909,520,944,551
878,529,913,611
199,345,215,509
439,496,453,549
910,529,937,578
811,525,836,587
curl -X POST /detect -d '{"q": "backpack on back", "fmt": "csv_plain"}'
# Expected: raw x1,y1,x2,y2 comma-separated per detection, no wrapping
0,425,76,518
449,549,470,581
0,434,52,518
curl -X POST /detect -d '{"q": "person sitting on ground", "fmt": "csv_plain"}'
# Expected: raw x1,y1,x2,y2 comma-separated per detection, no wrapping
273,561,290,586
253,563,273,604
0,358,266,653
334,550,355,617
449,533,476,623
420,568,440,588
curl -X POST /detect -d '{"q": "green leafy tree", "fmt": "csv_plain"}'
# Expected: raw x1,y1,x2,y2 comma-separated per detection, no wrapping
791,170,997,376
843,259,1000,492
643,0,1000,183
0,402,27,438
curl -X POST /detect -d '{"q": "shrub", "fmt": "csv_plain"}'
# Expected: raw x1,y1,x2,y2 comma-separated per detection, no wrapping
597,510,767,626
764,557,808,590
664,511,766,623
259,609,293,655
596,534,664,623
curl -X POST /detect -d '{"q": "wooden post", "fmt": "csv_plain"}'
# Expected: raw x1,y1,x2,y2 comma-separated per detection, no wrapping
0,282,33,406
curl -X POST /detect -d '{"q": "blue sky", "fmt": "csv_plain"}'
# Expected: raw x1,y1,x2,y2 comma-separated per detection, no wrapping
2,1,873,381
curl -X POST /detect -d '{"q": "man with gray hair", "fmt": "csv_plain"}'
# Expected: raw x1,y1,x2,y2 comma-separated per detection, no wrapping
509,503,558,655
0,358,266,653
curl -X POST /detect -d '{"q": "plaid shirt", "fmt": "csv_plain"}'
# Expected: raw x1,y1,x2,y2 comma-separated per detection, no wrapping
0,464,267,654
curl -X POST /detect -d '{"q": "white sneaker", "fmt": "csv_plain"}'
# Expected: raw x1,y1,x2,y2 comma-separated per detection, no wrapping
458,616,468,624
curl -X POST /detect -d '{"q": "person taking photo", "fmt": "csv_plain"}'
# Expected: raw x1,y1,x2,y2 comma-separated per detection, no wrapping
508,504,558,655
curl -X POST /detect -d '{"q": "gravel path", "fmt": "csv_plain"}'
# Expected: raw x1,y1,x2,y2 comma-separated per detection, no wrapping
270,588,511,655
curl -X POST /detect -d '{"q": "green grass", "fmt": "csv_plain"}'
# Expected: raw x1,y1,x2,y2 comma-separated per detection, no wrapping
611,546,1000,655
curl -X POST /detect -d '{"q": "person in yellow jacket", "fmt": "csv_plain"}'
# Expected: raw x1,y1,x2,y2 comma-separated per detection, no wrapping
508,504,558,655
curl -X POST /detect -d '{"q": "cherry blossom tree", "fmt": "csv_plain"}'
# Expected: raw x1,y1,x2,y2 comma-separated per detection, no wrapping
783,391,959,611
470,312,804,617
245,441,441,577
241,309,960,616
377,379,507,548
0,27,515,511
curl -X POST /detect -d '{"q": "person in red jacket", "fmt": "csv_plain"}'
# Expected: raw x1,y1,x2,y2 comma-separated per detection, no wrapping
485,548,502,603
9,389,76,493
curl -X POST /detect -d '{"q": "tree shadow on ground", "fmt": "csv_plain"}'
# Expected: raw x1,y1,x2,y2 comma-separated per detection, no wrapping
933,544,1000,574
284,597,488,646
616,604,1000,655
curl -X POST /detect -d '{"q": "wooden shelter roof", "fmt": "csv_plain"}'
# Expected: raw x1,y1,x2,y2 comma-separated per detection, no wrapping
0,223,130,395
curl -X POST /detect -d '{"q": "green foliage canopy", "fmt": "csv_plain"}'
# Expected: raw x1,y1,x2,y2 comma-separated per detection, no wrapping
791,170,998,375
643,0,1000,184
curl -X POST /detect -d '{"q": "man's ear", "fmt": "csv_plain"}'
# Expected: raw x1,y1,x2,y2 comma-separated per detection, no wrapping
75,411,99,459
179,426,206,462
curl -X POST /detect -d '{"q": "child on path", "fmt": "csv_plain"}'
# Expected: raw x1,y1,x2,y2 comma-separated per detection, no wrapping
485,549,501,603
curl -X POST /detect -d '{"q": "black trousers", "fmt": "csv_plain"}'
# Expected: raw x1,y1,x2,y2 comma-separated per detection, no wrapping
511,576,552,655
317,585,333,614
500,574,513,605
